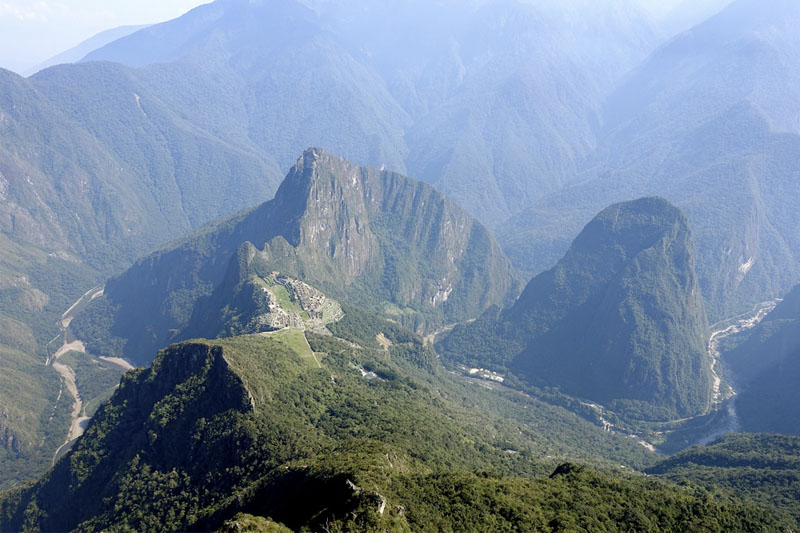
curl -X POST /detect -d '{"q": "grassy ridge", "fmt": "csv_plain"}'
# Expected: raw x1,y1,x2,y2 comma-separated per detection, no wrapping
1,328,785,531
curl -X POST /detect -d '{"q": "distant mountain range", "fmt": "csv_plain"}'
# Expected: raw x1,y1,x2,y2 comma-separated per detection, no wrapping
78,0,662,223
498,0,800,320
24,25,149,76
66,0,800,321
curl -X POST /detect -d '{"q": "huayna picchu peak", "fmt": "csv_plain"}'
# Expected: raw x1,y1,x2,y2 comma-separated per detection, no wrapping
73,148,520,365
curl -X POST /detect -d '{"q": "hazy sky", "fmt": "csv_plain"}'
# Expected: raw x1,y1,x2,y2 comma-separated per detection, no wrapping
0,0,734,76
0,0,210,75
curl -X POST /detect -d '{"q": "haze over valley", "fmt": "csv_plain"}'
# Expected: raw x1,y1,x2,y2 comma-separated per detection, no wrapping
2,1,800,530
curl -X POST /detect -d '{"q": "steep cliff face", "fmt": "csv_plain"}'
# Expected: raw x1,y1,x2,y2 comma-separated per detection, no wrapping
440,198,711,422
259,148,517,317
75,148,518,364
722,284,800,435
509,198,711,420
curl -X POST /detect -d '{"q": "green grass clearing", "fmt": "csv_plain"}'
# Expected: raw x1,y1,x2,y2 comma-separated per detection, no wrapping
260,329,321,368
254,277,310,320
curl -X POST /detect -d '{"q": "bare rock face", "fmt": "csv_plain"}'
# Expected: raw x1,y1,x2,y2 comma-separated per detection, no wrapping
258,148,519,319
1,424,22,453
85,148,519,364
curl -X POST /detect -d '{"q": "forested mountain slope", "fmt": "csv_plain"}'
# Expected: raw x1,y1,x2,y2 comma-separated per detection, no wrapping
0,63,277,487
440,198,711,422
498,0,800,321
5,0,798,502
0,322,781,532
649,433,800,527
74,149,519,365
720,284,800,435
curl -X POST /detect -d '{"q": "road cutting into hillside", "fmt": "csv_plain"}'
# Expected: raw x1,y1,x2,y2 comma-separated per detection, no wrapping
49,285,110,464
50,338,89,464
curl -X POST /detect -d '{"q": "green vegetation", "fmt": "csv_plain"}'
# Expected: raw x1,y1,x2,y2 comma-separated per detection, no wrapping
260,329,320,369
648,433,800,527
264,282,309,320
219,514,291,532
56,350,124,417
0,56,278,487
382,466,780,532
0,236,100,489
440,198,712,424
0,330,786,532
328,305,420,351
77,149,519,366
0,344,71,491
720,284,800,435
3,0,800,520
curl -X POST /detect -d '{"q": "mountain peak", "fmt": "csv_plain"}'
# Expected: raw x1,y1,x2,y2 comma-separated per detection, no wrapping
77,150,518,364
510,197,710,420
439,197,710,422
274,147,365,206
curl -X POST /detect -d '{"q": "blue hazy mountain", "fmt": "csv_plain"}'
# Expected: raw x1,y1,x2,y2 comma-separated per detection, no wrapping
82,0,663,223
498,0,800,321
440,198,711,423
24,25,149,76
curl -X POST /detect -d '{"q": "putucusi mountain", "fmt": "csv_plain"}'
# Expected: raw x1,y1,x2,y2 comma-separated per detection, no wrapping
74,148,519,366
440,197,712,422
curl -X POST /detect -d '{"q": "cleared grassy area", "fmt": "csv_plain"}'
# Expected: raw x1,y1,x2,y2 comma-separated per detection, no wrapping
254,276,310,320
260,329,320,368
381,301,417,318
270,285,310,320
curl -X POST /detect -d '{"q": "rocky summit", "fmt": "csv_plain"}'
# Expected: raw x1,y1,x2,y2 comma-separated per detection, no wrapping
73,148,519,365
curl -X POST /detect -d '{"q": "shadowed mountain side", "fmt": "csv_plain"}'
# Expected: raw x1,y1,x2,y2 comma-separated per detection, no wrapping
497,0,800,321
73,149,519,365
721,284,800,435
441,198,711,422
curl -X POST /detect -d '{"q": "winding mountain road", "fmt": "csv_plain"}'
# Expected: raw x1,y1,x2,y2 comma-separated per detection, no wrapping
48,286,104,464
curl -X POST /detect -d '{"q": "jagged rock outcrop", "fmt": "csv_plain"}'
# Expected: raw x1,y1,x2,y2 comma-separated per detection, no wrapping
76,148,518,365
